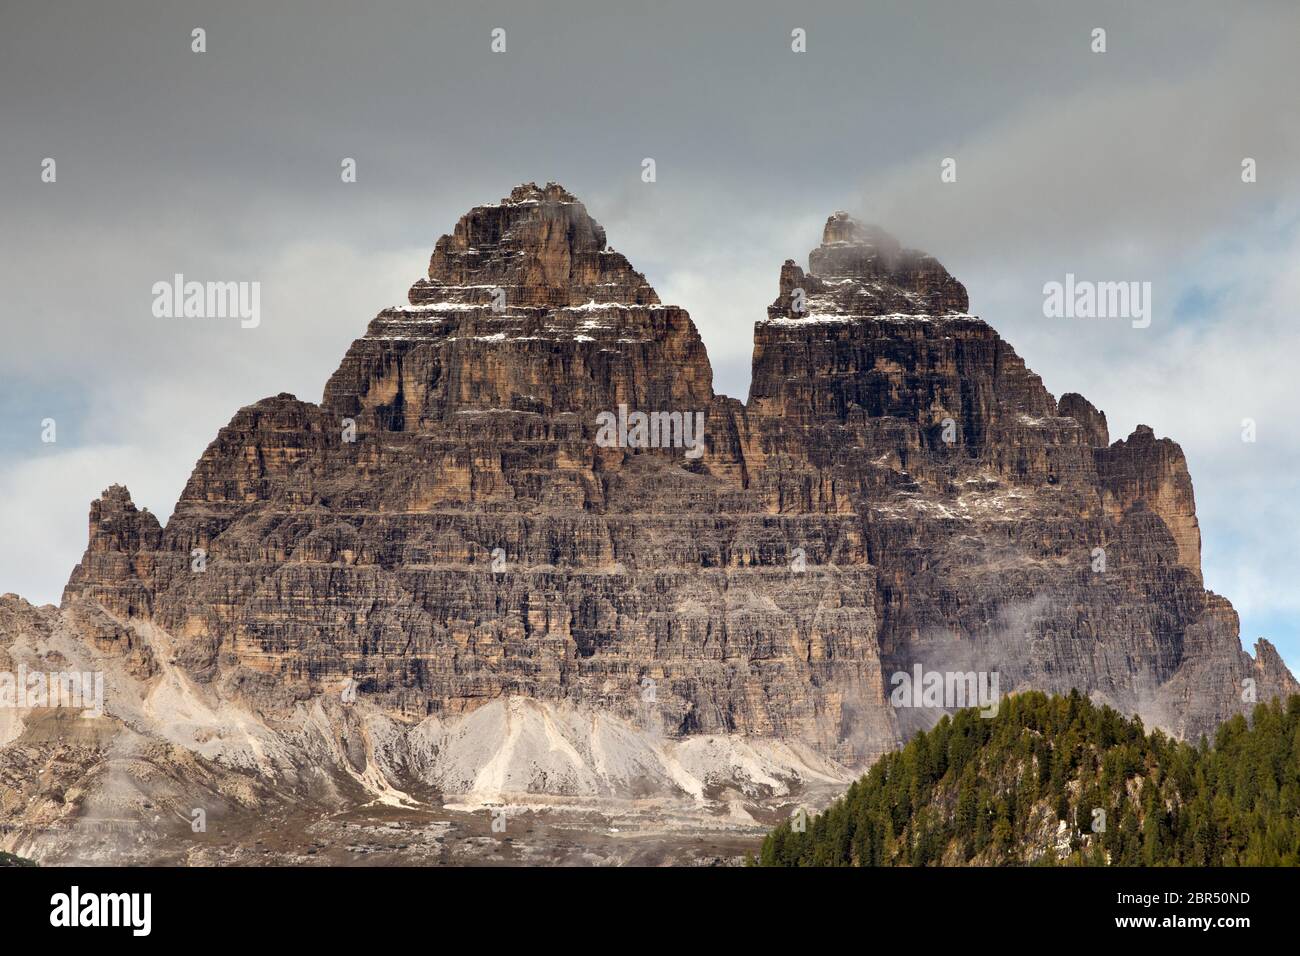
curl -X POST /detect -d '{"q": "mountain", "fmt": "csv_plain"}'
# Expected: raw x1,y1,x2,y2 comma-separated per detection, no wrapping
758,691,1300,866
1,182,1293,864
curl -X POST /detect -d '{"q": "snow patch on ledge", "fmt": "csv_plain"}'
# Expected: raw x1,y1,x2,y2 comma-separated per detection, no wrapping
392,301,484,312
760,312,977,326
560,300,662,312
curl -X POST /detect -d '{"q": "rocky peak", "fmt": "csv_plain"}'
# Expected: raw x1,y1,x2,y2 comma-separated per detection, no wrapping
1097,424,1202,578
504,181,580,205
815,212,906,264
769,213,969,319
86,485,160,545
322,184,711,428
1057,392,1110,447
410,181,658,309
753,215,1057,470
63,485,162,616
1253,638,1295,685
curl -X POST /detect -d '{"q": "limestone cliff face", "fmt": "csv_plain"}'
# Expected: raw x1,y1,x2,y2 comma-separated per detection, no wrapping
58,184,1294,767
737,217,1293,745
1096,424,1202,577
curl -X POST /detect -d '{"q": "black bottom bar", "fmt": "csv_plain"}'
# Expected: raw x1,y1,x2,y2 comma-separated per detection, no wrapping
2,865,1293,941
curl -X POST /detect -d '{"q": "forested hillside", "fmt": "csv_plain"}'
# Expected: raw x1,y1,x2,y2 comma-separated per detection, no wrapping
759,691,1300,866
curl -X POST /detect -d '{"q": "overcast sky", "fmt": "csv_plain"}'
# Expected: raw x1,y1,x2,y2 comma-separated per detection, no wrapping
1,0,1297,671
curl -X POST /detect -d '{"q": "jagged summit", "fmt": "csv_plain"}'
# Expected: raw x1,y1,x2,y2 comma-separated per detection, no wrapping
820,211,899,248
407,181,658,310
497,181,581,205
769,213,969,320
322,184,709,427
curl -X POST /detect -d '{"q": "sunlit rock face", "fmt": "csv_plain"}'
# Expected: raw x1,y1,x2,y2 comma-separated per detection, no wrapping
47,184,1294,787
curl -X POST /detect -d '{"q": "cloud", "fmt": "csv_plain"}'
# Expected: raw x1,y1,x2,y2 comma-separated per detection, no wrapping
851,6,1300,270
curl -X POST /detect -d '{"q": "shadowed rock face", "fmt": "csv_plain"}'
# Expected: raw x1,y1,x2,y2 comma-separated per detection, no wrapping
49,185,1295,773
